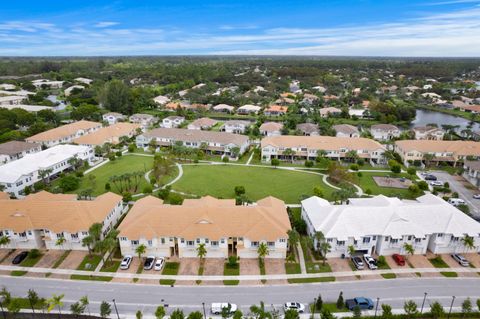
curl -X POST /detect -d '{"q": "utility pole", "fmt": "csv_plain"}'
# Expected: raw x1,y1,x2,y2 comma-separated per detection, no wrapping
421,292,428,314
202,302,206,319
448,296,456,319
112,299,120,319
0,296,6,319
374,298,380,318
312,298,317,319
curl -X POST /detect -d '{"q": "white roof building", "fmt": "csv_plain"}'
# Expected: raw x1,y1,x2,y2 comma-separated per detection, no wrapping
64,85,85,96
153,95,171,105
237,104,262,114
301,194,480,257
0,105,54,112
74,77,93,85
32,79,64,89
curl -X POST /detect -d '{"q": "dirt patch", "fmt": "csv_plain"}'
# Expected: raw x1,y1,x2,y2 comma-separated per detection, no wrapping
56,251,88,269
373,176,411,189
240,258,261,285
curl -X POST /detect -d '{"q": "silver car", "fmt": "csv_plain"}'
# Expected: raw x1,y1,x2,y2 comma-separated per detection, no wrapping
120,255,132,270
451,254,469,267
363,254,378,270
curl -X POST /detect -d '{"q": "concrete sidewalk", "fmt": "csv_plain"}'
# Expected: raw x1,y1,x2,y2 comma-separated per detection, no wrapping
1,264,477,282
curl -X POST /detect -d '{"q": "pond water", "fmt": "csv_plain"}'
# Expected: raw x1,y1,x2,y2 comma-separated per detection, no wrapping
412,109,480,132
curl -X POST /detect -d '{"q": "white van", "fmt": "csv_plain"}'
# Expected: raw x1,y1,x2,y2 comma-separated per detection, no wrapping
448,198,465,206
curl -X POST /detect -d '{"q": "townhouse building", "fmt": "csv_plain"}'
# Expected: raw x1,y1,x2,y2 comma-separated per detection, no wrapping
0,141,41,165
0,144,94,197
102,112,126,125
25,120,102,147
136,128,250,157
0,191,124,250
463,160,480,188
395,140,480,166
129,113,156,129
261,136,385,164
118,196,291,259
301,194,480,257
412,126,445,140
187,117,218,130
333,124,360,138
259,122,283,137
0,95,26,106
161,116,185,128
73,123,140,147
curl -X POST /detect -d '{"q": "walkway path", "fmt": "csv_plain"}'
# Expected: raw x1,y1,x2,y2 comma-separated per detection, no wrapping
245,149,255,165
296,243,307,274
1,264,476,281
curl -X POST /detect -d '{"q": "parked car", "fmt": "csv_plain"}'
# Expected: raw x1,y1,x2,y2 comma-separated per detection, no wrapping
345,297,374,311
451,254,469,267
351,256,365,270
424,175,437,181
283,302,305,313
473,194,480,199
120,255,132,270
211,303,238,315
430,181,444,187
143,256,155,270
448,198,466,206
12,251,28,265
363,254,378,270
154,257,165,271
392,254,405,266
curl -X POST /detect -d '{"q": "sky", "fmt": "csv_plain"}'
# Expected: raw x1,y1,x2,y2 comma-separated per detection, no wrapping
1,0,480,56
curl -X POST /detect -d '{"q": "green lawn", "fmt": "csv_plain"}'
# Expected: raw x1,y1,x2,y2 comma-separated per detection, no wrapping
76,254,102,271
306,262,332,273
322,303,349,313
223,263,240,285
440,271,458,277
20,253,43,267
173,165,336,203
356,172,419,198
100,260,121,272
10,271,28,276
288,277,335,284
160,262,179,285
429,256,450,268
285,262,301,274
381,273,397,279
78,155,154,196
70,274,113,281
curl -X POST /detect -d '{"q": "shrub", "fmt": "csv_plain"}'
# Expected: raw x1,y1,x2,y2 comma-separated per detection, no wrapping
105,183,111,191
417,181,428,190
365,188,372,195
128,144,135,152
234,186,246,196
75,171,84,177
350,164,359,171
142,185,153,194
168,193,183,205
305,160,314,168
28,249,41,259
59,175,80,192
158,186,171,200
377,256,387,267
391,164,401,174
356,159,365,166
108,153,116,161
227,256,238,267
122,192,132,202
116,151,122,157
150,177,157,185
357,172,363,177
407,167,416,175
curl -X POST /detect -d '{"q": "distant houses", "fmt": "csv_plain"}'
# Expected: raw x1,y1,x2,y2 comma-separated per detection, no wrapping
221,120,252,134
187,117,218,130
370,124,401,141
73,123,140,147
259,122,283,137
0,141,41,165
333,124,360,138
161,116,185,128
296,123,319,136
412,126,445,140
102,112,126,125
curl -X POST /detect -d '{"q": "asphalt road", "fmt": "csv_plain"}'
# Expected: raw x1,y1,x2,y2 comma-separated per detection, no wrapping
2,276,480,316
431,171,480,218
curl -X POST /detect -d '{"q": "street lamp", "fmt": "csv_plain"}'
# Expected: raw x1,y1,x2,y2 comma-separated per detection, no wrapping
112,299,120,319
312,298,317,319
202,302,206,319
374,298,380,318
448,296,456,319
421,292,428,314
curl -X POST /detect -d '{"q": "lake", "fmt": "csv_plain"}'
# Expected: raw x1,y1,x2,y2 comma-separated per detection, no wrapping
412,109,480,132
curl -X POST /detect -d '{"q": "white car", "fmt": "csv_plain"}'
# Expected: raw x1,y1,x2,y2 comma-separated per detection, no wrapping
154,257,165,271
120,255,132,270
451,254,469,267
211,303,238,315
284,302,305,313
430,181,444,187
473,194,480,199
363,254,378,270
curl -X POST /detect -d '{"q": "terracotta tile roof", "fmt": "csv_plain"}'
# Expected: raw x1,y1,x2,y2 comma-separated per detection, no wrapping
73,123,140,146
395,140,480,156
0,191,122,233
260,122,283,132
26,120,101,143
265,105,288,113
118,196,291,241
261,135,385,151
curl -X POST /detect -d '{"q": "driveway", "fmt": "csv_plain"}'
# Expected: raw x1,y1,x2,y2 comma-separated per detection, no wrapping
430,171,480,218
177,258,199,285
385,255,416,278
408,255,439,278
239,258,261,285
264,259,287,285
441,254,478,278
328,257,357,282
202,258,224,285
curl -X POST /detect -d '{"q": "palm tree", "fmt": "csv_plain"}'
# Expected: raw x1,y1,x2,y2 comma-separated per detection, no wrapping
283,148,295,163
196,243,207,266
82,235,95,256
287,229,300,255
461,235,475,253
319,242,331,265
55,237,66,249
345,150,359,163
423,153,435,167
136,244,147,261
70,302,85,318
314,231,325,251
47,294,64,318
316,149,327,159
89,223,103,242
347,245,356,257
80,296,90,316
0,235,10,247
403,243,415,260
257,242,269,262
250,301,272,319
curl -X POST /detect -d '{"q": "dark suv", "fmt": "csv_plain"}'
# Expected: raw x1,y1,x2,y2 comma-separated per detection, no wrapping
12,251,28,264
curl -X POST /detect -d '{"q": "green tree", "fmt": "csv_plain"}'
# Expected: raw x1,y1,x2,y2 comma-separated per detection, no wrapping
461,235,475,253
170,309,185,319
196,243,207,263
429,301,445,319
347,245,356,257
99,80,132,114
287,229,300,255
234,186,246,196
284,309,299,319
476,299,480,312
136,310,143,319
461,298,472,318
271,158,280,168
155,305,166,319
70,302,85,318
80,296,90,316
353,305,362,318
27,289,40,313
249,301,272,319
135,244,147,261
82,235,95,256
283,148,295,163
257,242,269,261
320,308,335,319
0,235,10,247
188,311,203,319
404,300,418,319
47,294,64,316
319,241,331,265
336,291,344,309
233,310,243,319
315,294,323,311
403,243,415,260
7,298,22,317
100,301,111,318
381,304,393,319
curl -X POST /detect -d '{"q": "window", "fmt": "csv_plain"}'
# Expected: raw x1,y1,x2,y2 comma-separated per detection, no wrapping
120,237,127,241
27,231,32,236
353,240,358,245
437,233,444,238
196,238,201,244
362,237,370,244
267,242,275,247
372,236,376,240
327,238,333,243
407,235,412,241
451,237,459,242
251,241,259,247
415,238,422,243
211,241,219,247
19,232,26,238
57,232,64,239
161,238,165,244
148,240,153,246
71,233,79,239
390,239,399,244
187,241,195,247
131,240,139,245
220,239,225,244
385,237,389,242
337,241,345,246
279,238,286,243
205,238,209,244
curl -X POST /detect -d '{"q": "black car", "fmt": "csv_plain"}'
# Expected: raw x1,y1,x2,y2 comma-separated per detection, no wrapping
12,251,28,264
143,256,155,270
424,175,437,181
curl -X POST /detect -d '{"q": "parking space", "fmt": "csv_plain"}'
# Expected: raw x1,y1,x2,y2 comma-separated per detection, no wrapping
202,258,224,285
385,255,416,278
0,249,12,262
56,251,88,269
466,253,480,268
0,249,21,265
408,255,441,278
264,259,287,285
325,258,357,281
239,258,261,285
34,250,63,268
176,258,199,285
440,254,478,277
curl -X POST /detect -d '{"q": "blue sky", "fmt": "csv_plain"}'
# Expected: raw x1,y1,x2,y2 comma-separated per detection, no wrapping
1,0,480,56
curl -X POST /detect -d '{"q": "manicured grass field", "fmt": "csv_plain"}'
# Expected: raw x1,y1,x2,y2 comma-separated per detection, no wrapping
429,256,450,268
173,165,336,203
100,260,121,272
223,263,240,285
381,273,397,279
70,274,113,281
288,277,335,284
356,171,418,198
285,262,301,274
76,254,102,271
78,155,154,196
160,262,180,285
20,253,43,267
306,262,332,273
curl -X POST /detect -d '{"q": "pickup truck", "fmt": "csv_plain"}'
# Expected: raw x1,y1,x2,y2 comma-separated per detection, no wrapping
345,297,374,311
211,303,238,315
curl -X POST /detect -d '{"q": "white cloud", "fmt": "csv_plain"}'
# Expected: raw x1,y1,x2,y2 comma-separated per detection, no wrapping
0,6,479,56
94,21,119,28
